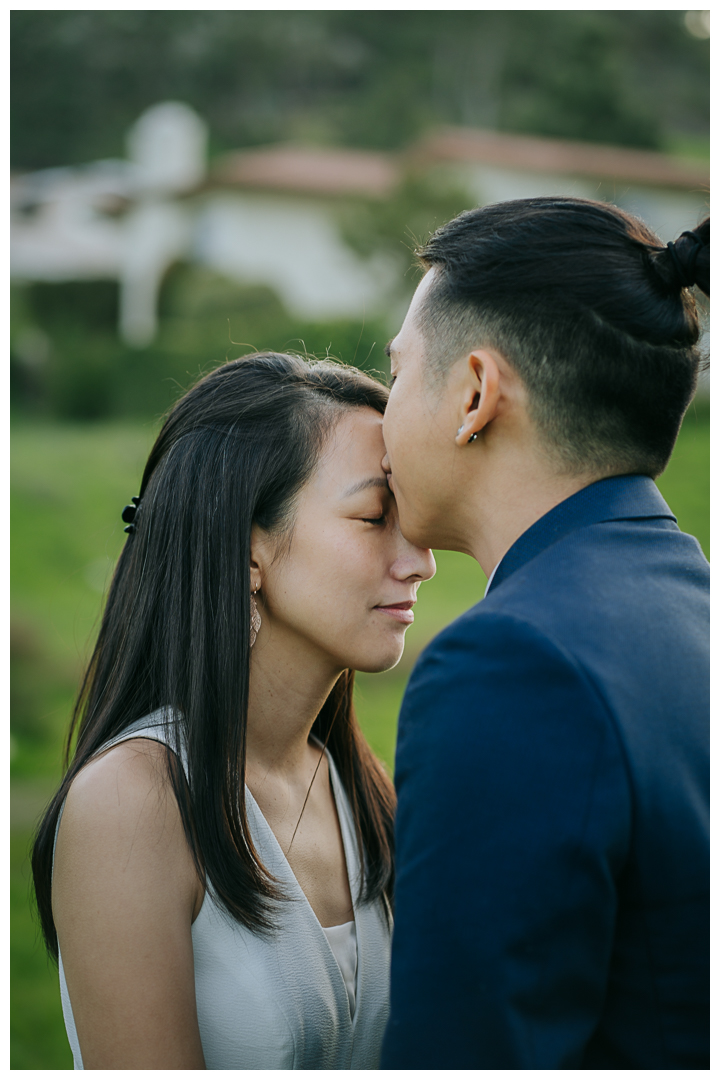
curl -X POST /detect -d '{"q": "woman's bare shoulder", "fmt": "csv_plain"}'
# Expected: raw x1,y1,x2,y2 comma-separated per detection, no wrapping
53,737,206,1068
62,737,177,835
54,736,200,920
68,734,173,793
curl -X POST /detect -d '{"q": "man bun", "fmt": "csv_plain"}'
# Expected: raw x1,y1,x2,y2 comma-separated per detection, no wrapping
416,197,707,479
651,219,710,297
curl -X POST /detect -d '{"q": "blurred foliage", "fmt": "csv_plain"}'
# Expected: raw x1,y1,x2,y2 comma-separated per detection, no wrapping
497,12,660,146
10,268,391,422
338,174,472,281
11,11,709,170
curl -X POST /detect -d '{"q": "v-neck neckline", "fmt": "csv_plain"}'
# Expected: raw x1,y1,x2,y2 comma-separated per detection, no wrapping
243,744,362,1028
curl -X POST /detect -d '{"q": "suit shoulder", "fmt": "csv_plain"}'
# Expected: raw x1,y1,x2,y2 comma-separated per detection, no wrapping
416,603,570,670
408,605,613,729
396,603,630,814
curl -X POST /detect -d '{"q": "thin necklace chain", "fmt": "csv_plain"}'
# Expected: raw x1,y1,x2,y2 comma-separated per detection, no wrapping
284,699,341,857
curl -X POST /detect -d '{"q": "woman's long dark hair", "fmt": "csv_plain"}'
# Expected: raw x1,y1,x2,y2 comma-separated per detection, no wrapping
32,353,395,959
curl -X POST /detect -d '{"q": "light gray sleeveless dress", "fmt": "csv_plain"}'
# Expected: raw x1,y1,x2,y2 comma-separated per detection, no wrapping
54,711,392,1069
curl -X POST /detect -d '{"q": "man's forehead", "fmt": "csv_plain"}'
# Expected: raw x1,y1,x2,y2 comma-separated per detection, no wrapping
393,268,436,356
410,266,436,311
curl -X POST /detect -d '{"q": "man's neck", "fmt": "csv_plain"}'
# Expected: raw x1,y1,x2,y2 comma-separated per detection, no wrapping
468,466,599,579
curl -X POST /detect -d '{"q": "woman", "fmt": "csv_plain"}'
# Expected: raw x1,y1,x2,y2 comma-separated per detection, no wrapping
31,352,435,1069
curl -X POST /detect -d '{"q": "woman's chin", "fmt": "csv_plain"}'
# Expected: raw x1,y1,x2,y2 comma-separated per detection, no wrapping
353,644,406,675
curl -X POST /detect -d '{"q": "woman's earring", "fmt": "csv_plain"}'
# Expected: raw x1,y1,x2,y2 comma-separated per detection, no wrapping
250,589,262,647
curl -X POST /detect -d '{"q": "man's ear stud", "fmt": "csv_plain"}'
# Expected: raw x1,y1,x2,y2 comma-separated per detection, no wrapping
457,425,478,443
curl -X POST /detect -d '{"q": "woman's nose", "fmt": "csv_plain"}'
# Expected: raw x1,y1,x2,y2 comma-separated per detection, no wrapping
393,538,436,583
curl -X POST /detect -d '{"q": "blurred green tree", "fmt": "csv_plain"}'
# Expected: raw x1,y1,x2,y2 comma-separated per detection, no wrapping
10,268,392,421
11,10,709,169
498,12,659,146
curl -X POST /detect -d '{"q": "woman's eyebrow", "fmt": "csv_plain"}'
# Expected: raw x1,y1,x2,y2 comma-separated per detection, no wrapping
342,476,390,498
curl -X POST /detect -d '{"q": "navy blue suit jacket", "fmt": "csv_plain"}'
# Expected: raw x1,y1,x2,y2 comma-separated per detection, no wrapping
381,475,709,1069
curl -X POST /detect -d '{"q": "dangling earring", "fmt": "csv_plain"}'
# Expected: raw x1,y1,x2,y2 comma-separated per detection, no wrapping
250,588,262,647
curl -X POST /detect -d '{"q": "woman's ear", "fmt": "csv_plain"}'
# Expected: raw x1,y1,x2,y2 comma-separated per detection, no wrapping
455,350,501,445
249,524,269,592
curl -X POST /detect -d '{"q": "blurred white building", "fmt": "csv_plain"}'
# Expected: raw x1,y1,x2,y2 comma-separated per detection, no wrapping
11,102,709,358
11,102,206,347
194,144,400,328
11,103,401,347
411,127,708,242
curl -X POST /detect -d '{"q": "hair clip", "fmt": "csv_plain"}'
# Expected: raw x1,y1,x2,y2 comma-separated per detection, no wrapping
121,496,141,534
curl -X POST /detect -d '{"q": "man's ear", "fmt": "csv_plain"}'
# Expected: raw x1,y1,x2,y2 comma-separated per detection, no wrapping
455,350,501,445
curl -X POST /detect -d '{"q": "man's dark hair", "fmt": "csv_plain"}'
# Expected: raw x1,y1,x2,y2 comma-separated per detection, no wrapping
417,197,709,477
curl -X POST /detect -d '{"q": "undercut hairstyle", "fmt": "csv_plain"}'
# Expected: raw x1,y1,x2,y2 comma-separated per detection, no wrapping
32,353,394,959
417,197,709,477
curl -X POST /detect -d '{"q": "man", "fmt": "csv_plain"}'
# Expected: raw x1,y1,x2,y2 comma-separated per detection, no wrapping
380,198,709,1069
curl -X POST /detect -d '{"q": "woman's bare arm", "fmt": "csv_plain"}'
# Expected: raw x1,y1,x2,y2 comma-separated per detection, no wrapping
52,738,206,1069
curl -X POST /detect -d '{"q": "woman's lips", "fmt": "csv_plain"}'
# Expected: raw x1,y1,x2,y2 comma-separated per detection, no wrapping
374,600,414,624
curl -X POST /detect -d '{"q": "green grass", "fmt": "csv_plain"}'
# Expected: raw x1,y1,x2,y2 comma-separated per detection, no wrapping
652,400,710,559
11,422,157,781
11,833,74,1069
10,406,709,1068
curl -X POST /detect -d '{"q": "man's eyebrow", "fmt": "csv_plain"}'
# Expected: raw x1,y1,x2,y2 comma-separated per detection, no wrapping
384,338,395,359
342,476,390,498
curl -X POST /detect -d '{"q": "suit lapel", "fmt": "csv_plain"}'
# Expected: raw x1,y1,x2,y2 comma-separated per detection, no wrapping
489,474,677,595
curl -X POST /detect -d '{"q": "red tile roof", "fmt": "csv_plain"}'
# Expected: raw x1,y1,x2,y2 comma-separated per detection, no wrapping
212,144,400,198
210,129,708,198
411,127,709,191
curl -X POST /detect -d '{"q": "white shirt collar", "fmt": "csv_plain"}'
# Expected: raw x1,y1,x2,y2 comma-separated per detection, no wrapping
484,562,499,597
